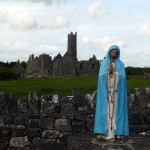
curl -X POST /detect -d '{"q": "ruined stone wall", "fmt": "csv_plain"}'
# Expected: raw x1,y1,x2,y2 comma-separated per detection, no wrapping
61,55,76,76
27,54,53,77
0,88,150,149
76,60,99,75
26,54,100,77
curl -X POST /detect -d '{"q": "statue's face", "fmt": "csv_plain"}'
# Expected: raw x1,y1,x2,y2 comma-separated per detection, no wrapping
110,49,118,59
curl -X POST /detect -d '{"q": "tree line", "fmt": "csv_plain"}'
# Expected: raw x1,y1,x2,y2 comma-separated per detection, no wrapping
0,61,27,80
0,61,150,80
0,61,27,69
125,66,150,75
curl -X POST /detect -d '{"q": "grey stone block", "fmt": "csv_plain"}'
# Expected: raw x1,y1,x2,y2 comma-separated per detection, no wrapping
27,128,42,138
39,118,54,129
29,119,39,128
72,120,85,132
42,130,59,139
10,136,30,148
54,119,71,132
13,116,28,126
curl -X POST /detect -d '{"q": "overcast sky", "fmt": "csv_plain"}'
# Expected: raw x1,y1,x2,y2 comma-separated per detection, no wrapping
0,0,150,67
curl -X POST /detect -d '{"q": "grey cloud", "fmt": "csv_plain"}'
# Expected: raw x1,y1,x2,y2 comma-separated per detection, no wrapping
9,13,38,31
13,0,67,5
10,21,38,31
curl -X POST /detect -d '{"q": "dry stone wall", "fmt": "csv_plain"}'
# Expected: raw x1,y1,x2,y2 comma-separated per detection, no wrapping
0,88,150,149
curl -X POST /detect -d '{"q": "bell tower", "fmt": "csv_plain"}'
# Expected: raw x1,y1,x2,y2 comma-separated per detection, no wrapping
67,32,77,59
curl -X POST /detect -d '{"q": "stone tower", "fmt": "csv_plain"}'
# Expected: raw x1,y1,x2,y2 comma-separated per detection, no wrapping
67,32,77,59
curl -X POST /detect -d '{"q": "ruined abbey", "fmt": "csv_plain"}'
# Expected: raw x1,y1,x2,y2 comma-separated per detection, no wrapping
27,32,100,77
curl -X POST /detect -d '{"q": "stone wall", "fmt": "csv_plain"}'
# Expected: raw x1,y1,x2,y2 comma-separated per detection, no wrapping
0,88,150,149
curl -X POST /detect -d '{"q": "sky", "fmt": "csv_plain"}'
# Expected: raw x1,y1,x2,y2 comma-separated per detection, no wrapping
0,0,150,67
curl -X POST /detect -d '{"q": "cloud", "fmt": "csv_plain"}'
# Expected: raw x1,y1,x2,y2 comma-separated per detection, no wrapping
58,38,67,45
9,13,38,31
0,10,8,24
81,37,92,46
0,40,28,54
88,1,117,18
32,45,60,57
101,36,127,50
0,39,61,61
138,25,150,36
40,16,69,30
0,5,38,31
122,48,150,67
88,1,131,19
81,36,127,50
88,1,103,17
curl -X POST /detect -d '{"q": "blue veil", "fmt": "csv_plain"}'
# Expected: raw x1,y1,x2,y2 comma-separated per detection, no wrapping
94,45,129,136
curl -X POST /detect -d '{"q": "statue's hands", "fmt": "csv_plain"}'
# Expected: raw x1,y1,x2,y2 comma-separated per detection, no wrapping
109,62,114,74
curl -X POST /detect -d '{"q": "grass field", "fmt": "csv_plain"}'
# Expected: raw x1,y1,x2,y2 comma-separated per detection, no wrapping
0,75,149,100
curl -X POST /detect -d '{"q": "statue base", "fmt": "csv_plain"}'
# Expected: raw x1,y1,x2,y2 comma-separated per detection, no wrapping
67,131,150,150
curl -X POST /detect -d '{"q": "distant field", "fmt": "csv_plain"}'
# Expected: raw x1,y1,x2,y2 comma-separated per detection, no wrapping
0,75,149,100
127,75,150,91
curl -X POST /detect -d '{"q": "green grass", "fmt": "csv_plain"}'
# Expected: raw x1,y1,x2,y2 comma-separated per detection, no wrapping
0,76,98,100
0,75,149,100
127,75,150,91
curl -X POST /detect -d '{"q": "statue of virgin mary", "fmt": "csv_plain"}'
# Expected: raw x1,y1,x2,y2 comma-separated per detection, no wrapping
94,45,129,141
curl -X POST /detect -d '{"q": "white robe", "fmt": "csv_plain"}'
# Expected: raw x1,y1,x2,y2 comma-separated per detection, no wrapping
103,63,119,140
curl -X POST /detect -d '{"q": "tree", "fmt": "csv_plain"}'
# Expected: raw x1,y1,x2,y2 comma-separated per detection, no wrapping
0,67,17,80
21,61,27,69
